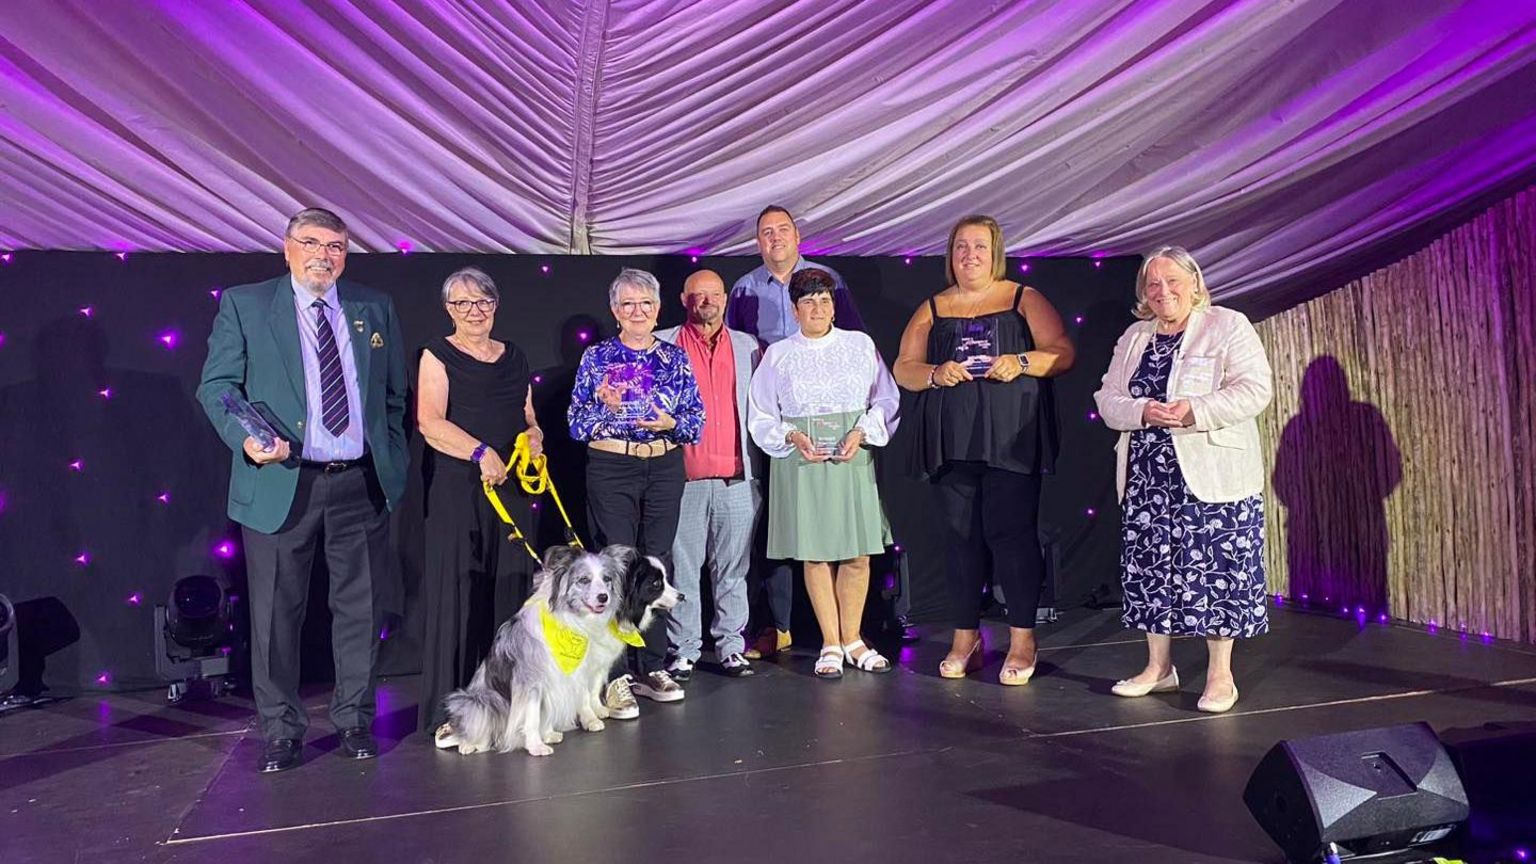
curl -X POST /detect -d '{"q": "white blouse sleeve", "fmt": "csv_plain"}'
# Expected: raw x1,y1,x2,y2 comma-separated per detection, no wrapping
853,336,901,447
748,353,798,459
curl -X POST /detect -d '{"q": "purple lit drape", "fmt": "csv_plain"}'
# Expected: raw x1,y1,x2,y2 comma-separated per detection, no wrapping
1,0,1534,310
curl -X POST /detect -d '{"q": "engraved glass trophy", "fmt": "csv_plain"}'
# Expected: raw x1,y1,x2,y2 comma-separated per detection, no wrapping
219,392,278,451
954,318,998,376
603,360,657,427
806,409,843,459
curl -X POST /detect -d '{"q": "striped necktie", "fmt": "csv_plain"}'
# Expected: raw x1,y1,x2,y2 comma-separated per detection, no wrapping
311,299,350,435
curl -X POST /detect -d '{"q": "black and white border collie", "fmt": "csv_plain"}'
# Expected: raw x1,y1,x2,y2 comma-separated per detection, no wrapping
435,544,679,756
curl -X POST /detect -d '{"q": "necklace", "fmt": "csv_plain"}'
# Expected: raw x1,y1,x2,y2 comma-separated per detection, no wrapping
951,280,997,318
449,334,499,363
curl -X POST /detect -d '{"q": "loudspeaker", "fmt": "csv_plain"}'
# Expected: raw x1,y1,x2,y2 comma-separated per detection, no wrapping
1243,722,1468,862
1441,722,1536,847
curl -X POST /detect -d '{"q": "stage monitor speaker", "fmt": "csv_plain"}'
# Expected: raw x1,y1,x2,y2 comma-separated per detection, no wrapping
1243,722,1468,862
1440,722,1536,847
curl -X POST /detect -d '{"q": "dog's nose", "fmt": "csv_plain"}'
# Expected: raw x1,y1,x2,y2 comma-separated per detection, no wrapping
596,593,609,604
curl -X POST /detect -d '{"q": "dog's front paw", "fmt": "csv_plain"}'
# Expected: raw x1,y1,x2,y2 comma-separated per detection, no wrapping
594,703,611,720
582,717,606,732
542,730,564,745
457,742,484,756
525,741,554,757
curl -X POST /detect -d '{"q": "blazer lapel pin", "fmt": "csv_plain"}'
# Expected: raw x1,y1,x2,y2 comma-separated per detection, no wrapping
370,332,384,349
353,319,365,333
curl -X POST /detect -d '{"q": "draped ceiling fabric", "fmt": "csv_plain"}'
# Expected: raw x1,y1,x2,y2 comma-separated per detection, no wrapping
1,0,1534,314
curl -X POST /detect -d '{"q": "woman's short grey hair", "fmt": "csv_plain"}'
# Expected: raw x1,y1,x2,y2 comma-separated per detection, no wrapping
1133,245,1212,320
609,268,661,308
441,267,500,304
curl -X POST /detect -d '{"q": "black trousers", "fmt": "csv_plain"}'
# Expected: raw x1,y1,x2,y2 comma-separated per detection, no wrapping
934,464,1045,630
242,462,389,741
584,447,686,676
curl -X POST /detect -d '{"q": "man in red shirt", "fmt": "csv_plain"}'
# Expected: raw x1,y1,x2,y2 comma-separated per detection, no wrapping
657,270,763,679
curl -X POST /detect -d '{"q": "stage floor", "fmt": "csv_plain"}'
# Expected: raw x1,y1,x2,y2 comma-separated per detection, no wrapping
4,606,1535,864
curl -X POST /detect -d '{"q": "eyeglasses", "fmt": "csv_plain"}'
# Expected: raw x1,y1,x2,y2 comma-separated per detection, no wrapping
446,299,497,313
617,300,657,313
289,236,347,256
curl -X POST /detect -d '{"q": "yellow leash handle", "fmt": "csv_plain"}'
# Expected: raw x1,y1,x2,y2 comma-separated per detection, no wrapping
482,431,585,562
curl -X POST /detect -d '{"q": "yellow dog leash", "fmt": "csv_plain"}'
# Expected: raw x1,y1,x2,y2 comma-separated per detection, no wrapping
481,431,585,561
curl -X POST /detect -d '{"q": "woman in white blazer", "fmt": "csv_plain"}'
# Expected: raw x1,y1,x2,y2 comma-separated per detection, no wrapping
1093,246,1273,713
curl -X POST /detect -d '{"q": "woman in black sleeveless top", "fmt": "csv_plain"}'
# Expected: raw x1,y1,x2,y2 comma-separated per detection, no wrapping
894,216,1075,685
416,267,543,739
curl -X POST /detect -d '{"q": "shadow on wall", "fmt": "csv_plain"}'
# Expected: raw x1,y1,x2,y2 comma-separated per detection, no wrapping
1272,356,1402,614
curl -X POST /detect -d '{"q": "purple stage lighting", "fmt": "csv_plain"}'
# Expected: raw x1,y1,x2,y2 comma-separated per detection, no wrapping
158,330,179,349
213,540,237,559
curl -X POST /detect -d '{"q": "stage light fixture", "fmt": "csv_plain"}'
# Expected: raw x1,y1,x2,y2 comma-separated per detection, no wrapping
155,575,238,703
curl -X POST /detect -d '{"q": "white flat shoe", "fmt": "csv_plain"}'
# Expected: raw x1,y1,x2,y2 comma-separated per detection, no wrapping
1198,685,1239,714
1111,667,1179,697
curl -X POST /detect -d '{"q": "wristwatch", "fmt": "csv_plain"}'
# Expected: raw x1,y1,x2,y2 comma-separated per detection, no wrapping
1016,353,1031,370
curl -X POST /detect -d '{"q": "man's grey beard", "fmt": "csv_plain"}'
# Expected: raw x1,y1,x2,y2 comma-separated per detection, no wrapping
296,271,335,296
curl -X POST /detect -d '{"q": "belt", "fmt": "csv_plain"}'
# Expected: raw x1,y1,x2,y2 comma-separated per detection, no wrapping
588,439,677,459
302,457,369,474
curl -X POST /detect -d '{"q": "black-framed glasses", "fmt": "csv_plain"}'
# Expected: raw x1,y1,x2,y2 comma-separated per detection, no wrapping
289,236,347,256
447,299,497,313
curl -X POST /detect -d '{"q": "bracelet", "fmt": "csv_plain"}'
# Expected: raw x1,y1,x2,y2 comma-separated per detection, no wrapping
470,442,489,464
927,366,939,388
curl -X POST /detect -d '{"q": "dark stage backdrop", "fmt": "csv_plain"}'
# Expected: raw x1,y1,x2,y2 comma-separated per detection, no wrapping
0,251,1138,693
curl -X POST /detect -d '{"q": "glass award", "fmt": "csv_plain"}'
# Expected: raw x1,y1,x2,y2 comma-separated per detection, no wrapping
602,360,657,423
807,413,843,458
219,392,278,451
954,318,998,376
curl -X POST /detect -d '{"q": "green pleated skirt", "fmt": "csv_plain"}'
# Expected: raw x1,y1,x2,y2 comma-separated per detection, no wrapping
766,410,891,562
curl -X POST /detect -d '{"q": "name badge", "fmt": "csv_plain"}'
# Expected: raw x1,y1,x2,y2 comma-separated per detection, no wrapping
1172,355,1218,397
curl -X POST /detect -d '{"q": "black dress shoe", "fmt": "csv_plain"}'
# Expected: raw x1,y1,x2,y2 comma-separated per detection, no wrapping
259,738,302,774
339,727,378,759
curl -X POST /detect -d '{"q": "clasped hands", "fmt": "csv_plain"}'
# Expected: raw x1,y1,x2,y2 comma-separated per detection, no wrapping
931,354,1026,387
1142,399,1196,428
787,427,864,463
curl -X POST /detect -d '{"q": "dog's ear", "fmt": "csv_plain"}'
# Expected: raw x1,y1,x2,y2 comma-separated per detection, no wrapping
598,544,639,571
542,544,584,573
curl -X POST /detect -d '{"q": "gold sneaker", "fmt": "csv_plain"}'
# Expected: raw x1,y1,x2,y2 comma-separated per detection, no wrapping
743,627,792,660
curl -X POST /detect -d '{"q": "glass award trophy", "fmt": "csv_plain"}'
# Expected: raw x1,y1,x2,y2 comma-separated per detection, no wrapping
806,411,843,459
219,392,278,451
954,318,998,376
603,360,657,426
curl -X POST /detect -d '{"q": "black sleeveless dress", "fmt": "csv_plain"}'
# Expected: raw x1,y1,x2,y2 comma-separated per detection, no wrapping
418,335,535,733
911,286,1060,478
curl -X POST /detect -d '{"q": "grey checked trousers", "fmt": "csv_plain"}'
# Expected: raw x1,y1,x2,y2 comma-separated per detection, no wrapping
667,477,759,661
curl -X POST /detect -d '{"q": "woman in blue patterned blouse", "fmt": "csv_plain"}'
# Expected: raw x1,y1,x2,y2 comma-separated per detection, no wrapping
568,267,705,718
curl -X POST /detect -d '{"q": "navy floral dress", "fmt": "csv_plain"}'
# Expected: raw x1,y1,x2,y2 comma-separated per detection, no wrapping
1121,332,1268,638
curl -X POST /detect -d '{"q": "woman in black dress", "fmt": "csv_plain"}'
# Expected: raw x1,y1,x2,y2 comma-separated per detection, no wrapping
417,267,544,739
894,215,1075,685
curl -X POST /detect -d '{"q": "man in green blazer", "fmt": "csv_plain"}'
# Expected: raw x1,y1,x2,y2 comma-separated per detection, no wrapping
197,208,408,774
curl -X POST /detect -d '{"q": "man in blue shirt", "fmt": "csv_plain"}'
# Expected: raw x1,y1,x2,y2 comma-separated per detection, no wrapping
726,205,865,659
726,205,864,346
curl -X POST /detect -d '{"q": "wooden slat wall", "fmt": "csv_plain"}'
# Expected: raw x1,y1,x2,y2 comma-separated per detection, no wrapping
1254,185,1536,644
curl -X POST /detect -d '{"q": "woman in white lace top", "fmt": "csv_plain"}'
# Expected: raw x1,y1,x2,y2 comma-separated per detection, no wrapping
747,269,901,679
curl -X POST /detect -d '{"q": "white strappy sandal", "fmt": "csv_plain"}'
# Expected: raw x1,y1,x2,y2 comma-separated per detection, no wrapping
842,639,892,674
815,645,845,678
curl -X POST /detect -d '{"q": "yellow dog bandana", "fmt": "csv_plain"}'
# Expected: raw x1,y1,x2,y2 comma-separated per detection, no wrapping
534,599,646,675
